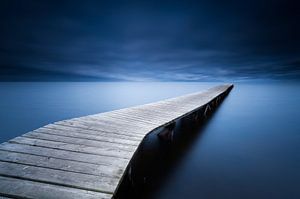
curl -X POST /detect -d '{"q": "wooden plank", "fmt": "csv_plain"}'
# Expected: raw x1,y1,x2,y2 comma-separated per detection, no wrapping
68,115,157,132
101,110,173,123
67,118,156,136
55,121,146,138
82,115,160,128
63,118,153,135
88,114,160,126
0,176,112,199
23,131,138,150
10,136,134,159
34,127,141,146
44,124,143,141
106,104,189,120
110,105,181,117
0,150,123,178
93,110,180,125
0,161,117,194
0,143,130,167
126,105,192,117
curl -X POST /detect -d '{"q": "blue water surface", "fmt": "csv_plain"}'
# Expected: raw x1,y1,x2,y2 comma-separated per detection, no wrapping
154,82,300,199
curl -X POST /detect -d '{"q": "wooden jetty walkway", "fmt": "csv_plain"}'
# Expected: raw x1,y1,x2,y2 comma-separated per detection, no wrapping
0,84,233,199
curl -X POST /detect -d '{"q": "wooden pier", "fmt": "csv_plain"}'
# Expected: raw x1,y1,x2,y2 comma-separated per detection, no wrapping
0,84,233,199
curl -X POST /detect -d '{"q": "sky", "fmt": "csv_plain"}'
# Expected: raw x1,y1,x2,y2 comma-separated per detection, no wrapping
0,0,299,82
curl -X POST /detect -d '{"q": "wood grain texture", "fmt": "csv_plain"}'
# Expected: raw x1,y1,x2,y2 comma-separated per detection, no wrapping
0,176,112,199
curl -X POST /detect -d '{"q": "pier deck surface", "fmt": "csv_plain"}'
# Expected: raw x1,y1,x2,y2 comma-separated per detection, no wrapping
0,84,233,199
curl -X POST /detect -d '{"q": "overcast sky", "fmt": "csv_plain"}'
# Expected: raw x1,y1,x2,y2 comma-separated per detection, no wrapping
0,0,299,81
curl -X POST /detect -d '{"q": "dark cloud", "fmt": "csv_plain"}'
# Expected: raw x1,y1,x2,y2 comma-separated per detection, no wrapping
0,0,299,81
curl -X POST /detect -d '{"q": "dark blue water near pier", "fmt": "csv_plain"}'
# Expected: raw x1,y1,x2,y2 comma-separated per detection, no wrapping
0,82,299,198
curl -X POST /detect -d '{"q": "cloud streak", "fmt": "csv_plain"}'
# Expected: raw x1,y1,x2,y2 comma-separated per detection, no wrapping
0,0,299,81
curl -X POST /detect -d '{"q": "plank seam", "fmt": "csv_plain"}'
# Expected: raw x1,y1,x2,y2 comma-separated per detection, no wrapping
0,148,123,168
0,160,118,178
9,140,131,160
31,130,139,147
0,193,31,199
0,174,114,195
40,127,142,141
49,123,144,138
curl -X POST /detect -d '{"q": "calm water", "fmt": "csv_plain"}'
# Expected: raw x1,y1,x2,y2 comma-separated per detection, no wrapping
0,82,299,198
0,82,218,142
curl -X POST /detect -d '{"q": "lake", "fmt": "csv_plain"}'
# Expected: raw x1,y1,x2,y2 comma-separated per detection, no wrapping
0,82,299,198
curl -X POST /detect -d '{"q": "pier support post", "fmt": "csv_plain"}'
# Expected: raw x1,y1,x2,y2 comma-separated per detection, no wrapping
158,122,176,142
204,104,212,117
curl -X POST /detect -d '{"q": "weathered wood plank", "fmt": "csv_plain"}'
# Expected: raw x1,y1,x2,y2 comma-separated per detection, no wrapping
33,127,141,146
0,176,112,199
87,114,160,127
61,119,152,136
101,110,175,123
0,142,130,167
55,121,146,138
89,113,161,126
0,150,123,178
10,136,134,159
0,161,117,194
23,131,138,150
44,124,143,141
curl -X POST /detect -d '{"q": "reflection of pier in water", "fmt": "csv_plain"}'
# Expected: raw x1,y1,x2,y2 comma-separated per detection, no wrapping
0,84,233,199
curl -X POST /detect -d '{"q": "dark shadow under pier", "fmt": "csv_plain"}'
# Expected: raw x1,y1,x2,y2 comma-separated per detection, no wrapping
115,88,232,199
